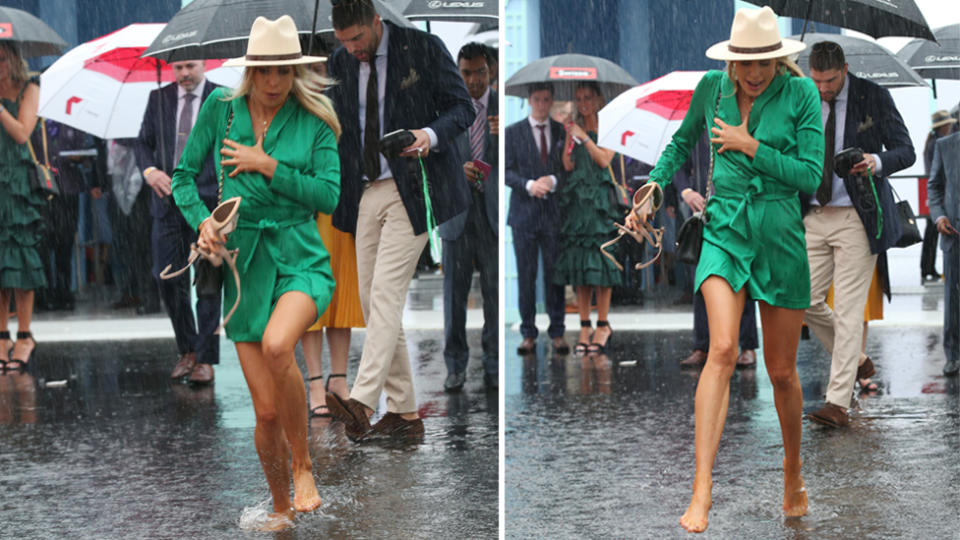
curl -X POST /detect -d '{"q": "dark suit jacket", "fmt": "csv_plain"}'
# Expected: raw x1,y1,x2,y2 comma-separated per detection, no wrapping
438,89,498,240
799,74,912,255
135,79,220,218
504,117,564,232
928,132,960,253
327,21,474,236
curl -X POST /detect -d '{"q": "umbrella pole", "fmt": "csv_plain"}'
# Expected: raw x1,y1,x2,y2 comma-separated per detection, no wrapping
932,78,938,99
156,61,167,173
801,0,814,40
308,0,319,55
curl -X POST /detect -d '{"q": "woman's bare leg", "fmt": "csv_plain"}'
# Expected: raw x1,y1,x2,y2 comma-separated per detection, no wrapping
592,286,613,347
261,291,321,514
235,341,297,530
0,289,10,362
301,330,326,413
576,286,594,346
757,301,808,517
681,276,746,533
325,327,351,399
11,290,35,361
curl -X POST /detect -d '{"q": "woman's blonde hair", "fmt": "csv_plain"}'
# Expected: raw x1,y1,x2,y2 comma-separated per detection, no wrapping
725,56,804,96
0,42,29,86
227,65,341,140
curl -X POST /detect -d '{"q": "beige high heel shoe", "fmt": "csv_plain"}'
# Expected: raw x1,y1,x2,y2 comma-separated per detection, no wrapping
600,182,664,272
160,197,242,334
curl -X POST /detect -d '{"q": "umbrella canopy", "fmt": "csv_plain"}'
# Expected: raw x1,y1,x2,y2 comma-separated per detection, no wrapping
0,6,67,57
142,0,412,62
504,53,638,102
597,71,705,166
743,0,935,41
792,33,927,87
403,0,498,23
898,24,960,80
38,24,242,139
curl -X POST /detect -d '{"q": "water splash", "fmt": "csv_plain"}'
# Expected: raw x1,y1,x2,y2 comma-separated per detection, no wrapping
238,498,294,532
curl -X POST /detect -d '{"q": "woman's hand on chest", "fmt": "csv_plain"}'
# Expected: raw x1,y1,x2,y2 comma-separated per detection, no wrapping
221,136,278,179
710,106,759,159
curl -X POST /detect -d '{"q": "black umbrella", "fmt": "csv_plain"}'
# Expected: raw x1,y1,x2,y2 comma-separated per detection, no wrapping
0,6,67,57
744,0,935,42
792,33,926,88
142,0,413,62
402,0,498,23
504,53,638,102
898,24,960,80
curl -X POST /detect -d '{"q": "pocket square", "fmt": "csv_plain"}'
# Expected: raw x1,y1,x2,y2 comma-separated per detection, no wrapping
400,68,420,90
857,115,874,133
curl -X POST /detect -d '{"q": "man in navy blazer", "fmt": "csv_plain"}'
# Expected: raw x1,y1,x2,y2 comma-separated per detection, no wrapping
135,60,221,385
326,1,474,440
505,83,568,355
927,131,960,376
803,42,913,428
438,43,499,392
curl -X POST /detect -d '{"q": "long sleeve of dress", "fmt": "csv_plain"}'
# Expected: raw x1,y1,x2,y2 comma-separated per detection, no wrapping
751,77,823,195
171,90,220,231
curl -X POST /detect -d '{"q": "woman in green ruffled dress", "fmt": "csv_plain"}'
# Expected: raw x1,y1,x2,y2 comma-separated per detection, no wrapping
554,82,621,355
0,42,43,370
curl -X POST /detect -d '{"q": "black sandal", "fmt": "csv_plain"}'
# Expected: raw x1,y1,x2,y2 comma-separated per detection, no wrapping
0,330,10,369
307,375,331,418
588,321,613,355
7,331,35,371
575,320,592,355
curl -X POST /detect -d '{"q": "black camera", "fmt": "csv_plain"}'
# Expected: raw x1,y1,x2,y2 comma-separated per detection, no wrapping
834,147,864,178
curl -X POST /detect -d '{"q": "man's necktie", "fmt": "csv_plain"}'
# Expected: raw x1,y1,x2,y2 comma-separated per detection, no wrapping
470,99,485,161
538,124,547,166
363,57,381,182
816,99,836,206
174,92,195,168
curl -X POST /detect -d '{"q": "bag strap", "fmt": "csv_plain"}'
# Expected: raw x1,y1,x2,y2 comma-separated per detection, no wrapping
218,110,234,205
25,133,40,166
606,154,629,204
706,88,722,201
40,118,51,166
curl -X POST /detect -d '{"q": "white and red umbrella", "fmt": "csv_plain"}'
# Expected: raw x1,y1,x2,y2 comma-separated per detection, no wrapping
597,70,706,166
38,23,243,139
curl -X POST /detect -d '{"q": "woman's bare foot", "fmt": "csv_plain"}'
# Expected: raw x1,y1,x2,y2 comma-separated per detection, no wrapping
679,485,712,533
258,508,295,532
308,377,327,415
292,467,322,513
577,324,593,353
10,335,34,365
0,333,11,363
326,374,349,401
783,460,808,517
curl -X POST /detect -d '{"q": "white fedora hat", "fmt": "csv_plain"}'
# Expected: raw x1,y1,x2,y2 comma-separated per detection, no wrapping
224,15,325,67
705,6,805,61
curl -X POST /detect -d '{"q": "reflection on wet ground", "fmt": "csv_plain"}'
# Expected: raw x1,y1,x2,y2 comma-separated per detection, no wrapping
506,328,959,539
0,330,497,539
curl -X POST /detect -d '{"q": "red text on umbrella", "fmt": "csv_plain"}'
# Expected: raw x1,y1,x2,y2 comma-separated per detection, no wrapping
66,96,82,114
621,130,634,146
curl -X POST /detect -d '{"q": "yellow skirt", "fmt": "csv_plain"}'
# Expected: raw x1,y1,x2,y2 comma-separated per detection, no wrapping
826,264,883,322
307,213,365,330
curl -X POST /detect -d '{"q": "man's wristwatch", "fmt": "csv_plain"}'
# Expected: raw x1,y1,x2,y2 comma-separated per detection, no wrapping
143,166,157,177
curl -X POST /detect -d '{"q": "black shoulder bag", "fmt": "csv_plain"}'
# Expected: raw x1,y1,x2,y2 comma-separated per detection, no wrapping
675,89,721,265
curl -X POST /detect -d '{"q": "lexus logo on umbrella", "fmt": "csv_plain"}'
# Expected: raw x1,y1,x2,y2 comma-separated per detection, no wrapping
0,23,12,38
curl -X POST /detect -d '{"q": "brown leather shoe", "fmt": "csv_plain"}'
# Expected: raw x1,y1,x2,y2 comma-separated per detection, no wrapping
517,337,536,355
806,402,849,428
552,336,570,355
326,393,372,441
188,363,214,385
736,349,756,368
368,412,425,441
680,349,707,368
170,353,196,379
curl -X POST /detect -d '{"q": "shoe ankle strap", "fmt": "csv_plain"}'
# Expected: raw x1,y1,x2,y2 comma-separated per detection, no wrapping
596,320,609,328
0,330,9,340
16,331,32,340
580,320,593,328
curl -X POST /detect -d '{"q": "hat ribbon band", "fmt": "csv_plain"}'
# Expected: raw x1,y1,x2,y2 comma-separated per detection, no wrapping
245,52,303,61
727,41,783,54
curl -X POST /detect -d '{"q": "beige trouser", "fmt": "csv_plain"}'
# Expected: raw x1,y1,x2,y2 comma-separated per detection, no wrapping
350,178,428,414
803,206,878,408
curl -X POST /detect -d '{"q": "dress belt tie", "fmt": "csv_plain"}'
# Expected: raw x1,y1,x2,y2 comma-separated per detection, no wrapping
236,215,311,274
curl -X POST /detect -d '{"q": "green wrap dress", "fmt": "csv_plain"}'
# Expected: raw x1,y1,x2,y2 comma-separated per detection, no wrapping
553,130,623,288
171,87,341,342
0,82,46,290
649,70,823,309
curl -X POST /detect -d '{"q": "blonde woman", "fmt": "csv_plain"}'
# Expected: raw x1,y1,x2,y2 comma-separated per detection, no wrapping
629,7,823,532
171,16,341,531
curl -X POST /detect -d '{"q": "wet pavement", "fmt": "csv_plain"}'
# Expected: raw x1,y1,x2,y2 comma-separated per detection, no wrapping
505,317,959,538
0,329,498,539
